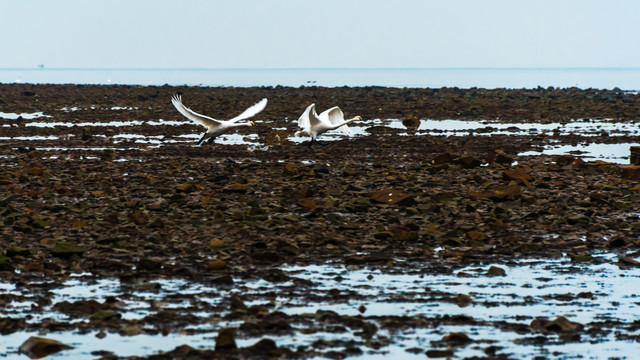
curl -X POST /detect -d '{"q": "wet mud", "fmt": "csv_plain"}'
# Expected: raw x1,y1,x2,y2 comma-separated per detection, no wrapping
1,83,640,359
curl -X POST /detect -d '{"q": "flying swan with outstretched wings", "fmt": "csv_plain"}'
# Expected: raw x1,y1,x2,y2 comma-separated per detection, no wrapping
171,94,267,145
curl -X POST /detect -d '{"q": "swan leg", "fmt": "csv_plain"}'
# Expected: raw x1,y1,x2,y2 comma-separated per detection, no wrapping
197,133,208,145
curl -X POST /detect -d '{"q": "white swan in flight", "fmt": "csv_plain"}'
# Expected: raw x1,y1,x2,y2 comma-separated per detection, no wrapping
295,104,362,146
171,94,267,145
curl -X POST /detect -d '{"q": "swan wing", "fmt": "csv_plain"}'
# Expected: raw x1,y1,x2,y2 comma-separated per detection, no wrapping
297,103,315,131
229,98,268,123
320,106,353,136
171,95,220,128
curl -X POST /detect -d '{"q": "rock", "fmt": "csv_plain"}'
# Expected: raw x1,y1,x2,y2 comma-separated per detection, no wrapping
455,294,473,307
211,274,234,285
215,328,237,351
503,168,533,186
224,183,247,193
26,167,44,176
297,198,317,209
230,296,248,311
631,146,640,165
209,239,226,249
19,336,73,359
207,260,227,271
487,265,506,276
373,231,393,240
619,165,640,180
175,183,194,193
147,217,164,228
426,349,455,358
486,149,514,164
441,332,472,345
453,156,482,168
390,226,419,242
247,338,278,355
371,188,417,206
431,152,456,165
90,309,121,321
544,316,583,333
618,257,640,267
0,256,14,271
402,115,420,129
50,241,83,258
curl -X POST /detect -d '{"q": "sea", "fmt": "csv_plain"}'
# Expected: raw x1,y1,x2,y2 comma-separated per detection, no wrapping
2,67,640,90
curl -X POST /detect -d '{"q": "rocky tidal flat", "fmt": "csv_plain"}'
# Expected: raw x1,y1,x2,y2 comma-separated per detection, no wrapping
1,83,640,359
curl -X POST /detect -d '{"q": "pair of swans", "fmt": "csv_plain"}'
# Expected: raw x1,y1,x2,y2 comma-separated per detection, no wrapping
170,95,361,146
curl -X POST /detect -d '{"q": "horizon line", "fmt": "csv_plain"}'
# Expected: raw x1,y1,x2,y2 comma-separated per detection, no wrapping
1,66,640,71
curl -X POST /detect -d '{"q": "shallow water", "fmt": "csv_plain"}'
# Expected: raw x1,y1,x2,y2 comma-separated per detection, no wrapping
2,252,640,359
3,114,638,163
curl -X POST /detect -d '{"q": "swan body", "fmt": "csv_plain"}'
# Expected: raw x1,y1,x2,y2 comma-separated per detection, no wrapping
295,103,361,146
171,94,267,145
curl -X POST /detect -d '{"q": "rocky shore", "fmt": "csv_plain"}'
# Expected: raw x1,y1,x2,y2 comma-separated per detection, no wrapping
1,83,640,359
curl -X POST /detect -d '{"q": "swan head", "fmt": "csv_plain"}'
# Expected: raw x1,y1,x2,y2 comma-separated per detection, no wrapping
356,116,362,121
250,121,255,126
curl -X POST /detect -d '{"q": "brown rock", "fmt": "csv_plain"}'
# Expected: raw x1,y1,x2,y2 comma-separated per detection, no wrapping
215,328,237,351
431,152,456,165
371,188,417,206
26,167,44,176
175,183,194,193
503,168,533,186
207,260,228,271
487,265,506,276
442,332,472,345
544,316,583,333
19,336,73,359
619,165,640,180
453,156,482,168
297,198,317,209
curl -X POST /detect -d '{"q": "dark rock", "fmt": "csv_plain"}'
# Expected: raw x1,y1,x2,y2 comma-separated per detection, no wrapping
0,256,14,271
487,265,506,276
247,338,278,355
441,332,472,345
50,241,83,258
215,328,237,351
544,316,583,333
426,349,455,358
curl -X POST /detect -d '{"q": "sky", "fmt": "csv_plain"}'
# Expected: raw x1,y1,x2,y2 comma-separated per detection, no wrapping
1,0,639,69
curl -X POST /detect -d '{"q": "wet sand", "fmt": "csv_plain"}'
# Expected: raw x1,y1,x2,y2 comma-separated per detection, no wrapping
1,83,640,359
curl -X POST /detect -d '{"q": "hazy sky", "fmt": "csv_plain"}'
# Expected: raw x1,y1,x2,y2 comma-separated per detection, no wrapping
1,0,638,69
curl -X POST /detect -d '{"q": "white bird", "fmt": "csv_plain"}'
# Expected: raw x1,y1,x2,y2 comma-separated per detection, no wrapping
171,94,267,145
295,104,362,146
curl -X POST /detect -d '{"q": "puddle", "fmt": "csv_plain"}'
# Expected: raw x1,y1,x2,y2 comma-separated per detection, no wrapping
0,111,51,120
520,142,638,164
2,253,640,359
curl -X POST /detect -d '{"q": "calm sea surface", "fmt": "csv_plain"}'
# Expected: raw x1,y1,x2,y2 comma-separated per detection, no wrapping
2,68,640,89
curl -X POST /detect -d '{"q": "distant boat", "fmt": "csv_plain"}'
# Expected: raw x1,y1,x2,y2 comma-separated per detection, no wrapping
38,64,45,69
